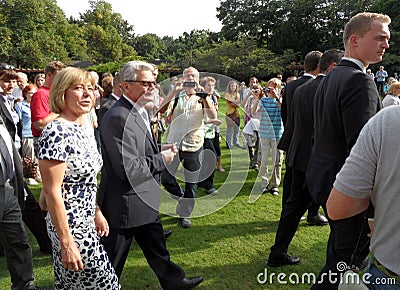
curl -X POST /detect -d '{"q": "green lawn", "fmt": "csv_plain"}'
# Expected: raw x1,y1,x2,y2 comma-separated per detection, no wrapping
0,102,330,289
0,148,329,290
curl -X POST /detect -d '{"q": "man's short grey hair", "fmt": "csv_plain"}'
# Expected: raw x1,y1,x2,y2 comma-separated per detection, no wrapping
17,72,28,81
120,61,154,82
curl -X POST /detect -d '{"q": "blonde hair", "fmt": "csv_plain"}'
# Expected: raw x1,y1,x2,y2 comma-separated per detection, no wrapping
50,67,95,113
343,13,391,48
388,81,400,95
226,80,239,94
200,76,216,87
268,77,282,89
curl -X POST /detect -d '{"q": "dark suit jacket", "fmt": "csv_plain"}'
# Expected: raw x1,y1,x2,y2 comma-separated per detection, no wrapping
287,75,324,172
306,60,381,205
0,95,18,142
98,94,118,128
0,118,25,218
98,96,165,228
278,75,314,151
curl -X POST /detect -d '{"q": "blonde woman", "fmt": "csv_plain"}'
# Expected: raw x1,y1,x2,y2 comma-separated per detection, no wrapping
39,67,120,289
225,80,241,148
382,81,400,107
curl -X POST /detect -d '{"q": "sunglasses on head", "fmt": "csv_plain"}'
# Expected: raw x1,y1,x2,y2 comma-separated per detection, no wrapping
0,63,16,70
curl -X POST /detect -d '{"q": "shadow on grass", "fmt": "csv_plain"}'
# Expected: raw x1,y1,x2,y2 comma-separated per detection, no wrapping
120,237,327,290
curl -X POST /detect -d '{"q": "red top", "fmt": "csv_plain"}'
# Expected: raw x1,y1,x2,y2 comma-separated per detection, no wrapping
30,86,50,137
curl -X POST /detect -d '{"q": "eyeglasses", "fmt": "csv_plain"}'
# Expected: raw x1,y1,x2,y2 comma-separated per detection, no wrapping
125,80,156,87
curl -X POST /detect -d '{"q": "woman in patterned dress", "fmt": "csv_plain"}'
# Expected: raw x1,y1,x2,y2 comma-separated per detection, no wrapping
38,67,120,289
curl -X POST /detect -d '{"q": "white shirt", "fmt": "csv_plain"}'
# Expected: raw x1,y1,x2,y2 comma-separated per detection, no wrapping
122,95,151,133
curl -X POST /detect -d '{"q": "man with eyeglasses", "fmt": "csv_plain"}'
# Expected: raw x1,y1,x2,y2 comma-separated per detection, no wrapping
99,61,203,289
159,67,217,228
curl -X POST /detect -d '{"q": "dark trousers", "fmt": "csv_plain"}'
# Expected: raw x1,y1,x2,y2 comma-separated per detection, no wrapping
213,132,221,157
376,81,384,95
270,169,313,256
0,181,35,290
198,138,216,191
282,165,320,217
282,165,293,206
161,148,202,218
311,208,370,289
21,184,51,253
101,217,185,289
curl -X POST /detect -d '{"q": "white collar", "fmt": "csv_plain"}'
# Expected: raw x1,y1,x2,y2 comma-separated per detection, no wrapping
342,57,366,73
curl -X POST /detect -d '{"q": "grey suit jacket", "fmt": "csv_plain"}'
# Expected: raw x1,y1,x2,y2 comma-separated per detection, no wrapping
306,60,381,205
98,96,165,228
0,117,25,218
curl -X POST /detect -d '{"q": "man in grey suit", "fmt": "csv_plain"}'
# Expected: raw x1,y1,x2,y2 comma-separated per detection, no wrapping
0,116,51,290
98,61,203,289
306,12,390,289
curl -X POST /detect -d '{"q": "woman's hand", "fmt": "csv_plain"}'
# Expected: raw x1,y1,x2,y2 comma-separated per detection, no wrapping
61,240,84,271
38,189,48,211
94,207,110,237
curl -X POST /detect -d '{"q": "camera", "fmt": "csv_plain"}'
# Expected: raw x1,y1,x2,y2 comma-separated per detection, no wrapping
263,87,271,93
183,81,196,88
196,92,209,99
253,89,260,94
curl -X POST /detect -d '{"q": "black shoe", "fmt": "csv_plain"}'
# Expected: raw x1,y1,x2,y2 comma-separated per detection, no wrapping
307,213,328,226
267,253,300,267
172,276,204,289
252,164,259,171
179,218,192,228
164,229,173,239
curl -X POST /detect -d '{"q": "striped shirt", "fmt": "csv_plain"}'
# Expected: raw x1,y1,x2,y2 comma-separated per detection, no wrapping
258,97,283,140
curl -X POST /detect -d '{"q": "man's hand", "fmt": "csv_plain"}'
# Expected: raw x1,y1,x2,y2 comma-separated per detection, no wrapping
94,207,110,237
161,148,176,164
161,143,178,153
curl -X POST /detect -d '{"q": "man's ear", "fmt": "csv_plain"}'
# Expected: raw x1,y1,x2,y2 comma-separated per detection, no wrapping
349,34,359,47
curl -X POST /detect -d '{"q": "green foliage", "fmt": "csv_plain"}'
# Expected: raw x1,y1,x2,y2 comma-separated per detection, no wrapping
132,33,167,60
0,0,399,78
0,0,73,67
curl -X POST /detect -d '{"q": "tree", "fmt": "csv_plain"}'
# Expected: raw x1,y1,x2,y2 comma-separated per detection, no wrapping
132,34,167,60
78,0,137,63
217,0,375,56
0,0,80,68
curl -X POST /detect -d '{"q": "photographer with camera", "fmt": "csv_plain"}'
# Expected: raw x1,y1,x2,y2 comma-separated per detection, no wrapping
159,67,217,228
241,77,261,170
251,78,284,196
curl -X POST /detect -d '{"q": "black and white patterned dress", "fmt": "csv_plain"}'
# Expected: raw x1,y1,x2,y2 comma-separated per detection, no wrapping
39,120,120,290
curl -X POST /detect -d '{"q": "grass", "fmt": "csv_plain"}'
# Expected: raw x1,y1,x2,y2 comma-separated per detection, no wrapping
0,102,330,289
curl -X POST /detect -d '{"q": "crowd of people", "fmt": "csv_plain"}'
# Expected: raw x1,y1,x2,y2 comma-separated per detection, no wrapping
1,11,399,290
